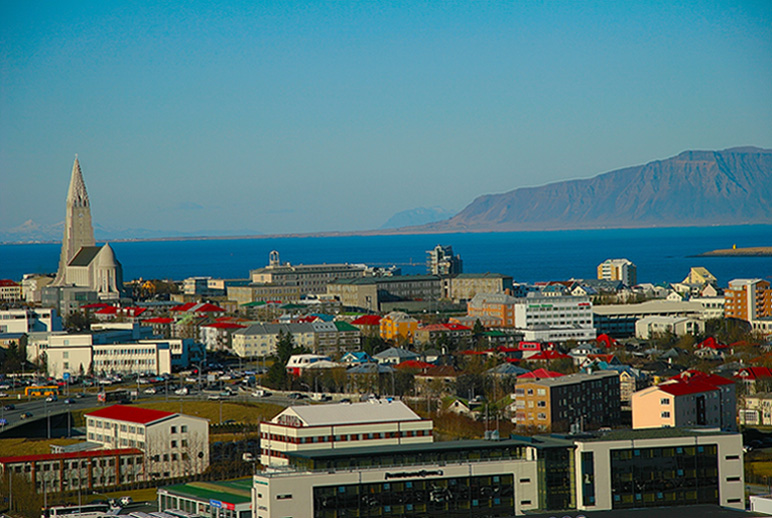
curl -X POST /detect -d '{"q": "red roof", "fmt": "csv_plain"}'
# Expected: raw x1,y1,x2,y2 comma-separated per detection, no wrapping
504,357,521,363
596,333,618,348
95,306,146,316
171,302,225,313
669,370,734,386
351,315,382,326
143,317,174,324
518,368,564,379
0,448,142,465
588,354,615,362
0,279,19,287
459,350,487,355
95,306,118,314
171,302,198,312
697,337,730,350
81,303,110,309
86,404,175,424
203,322,247,329
735,367,772,380
658,379,720,397
528,350,570,360
396,360,434,370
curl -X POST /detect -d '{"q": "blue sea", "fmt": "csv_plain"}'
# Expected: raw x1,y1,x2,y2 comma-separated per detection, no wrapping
1,225,770,286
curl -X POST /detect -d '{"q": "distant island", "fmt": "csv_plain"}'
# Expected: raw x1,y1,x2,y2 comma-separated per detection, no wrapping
697,246,772,257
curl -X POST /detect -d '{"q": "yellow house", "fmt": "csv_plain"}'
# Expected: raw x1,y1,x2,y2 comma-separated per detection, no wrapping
380,311,419,344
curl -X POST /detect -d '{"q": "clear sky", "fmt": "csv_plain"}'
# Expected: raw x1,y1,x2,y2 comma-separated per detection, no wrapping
2,1,771,236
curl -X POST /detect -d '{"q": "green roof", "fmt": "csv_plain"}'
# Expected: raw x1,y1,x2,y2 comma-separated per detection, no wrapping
161,478,252,504
334,321,358,332
241,301,266,307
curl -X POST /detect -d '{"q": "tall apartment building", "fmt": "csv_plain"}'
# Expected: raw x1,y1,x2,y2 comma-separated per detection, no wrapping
260,400,433,466
631,371,736,431
514,371,621,432
597,258,637,286
426,244,462,276
86,405,209,479
724,278,772,322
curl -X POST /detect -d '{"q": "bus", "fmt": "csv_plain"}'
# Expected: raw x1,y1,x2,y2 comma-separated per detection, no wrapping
41,504,119,518
25,385,59,397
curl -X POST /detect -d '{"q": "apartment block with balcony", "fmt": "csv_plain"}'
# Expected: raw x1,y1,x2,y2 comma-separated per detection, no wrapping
724,278,772,322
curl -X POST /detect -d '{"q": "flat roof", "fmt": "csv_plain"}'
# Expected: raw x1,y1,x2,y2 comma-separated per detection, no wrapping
161,478,252,505
563,427,736,443
287,436,572,460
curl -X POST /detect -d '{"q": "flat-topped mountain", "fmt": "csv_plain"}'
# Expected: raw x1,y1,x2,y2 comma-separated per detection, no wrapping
413,146,772,232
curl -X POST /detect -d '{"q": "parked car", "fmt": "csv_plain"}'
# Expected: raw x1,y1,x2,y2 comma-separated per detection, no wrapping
0,393,8,398
288,392,307,399
143,387,157,394
46,395,58,402
63,398,75,404
119,496,133,506
3,404,15,410
174,387,189,395
20,412,33,419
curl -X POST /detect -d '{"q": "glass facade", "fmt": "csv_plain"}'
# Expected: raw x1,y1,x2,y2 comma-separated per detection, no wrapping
610,444,718,508
313,474,515,517
292,443,528,471
537,447,575,510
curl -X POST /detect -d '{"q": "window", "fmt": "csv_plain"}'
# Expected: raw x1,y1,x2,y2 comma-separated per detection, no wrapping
171,440,177,448
661,411,670,418
727,477,741,482
171,426,177,433
277,494,292,500
181,425,188,432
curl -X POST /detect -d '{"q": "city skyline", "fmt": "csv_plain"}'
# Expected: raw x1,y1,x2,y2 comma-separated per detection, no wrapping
2,1,771,236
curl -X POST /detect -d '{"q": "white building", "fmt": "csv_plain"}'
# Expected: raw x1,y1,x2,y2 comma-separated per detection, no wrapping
514,295,596,342
86,404,209,479
260,400,433,466
0,308,62,334
635,315,705,339
231,323,315,358
250,250,369,296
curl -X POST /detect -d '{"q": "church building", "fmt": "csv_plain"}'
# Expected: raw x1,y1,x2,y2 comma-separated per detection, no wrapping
44,157,124,314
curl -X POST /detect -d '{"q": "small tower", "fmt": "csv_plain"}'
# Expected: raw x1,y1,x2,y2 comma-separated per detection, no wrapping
53,156,95,285
269,250,280,267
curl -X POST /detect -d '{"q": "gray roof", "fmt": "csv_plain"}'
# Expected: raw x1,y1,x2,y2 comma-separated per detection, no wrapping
519,370,618,388
347,363,394,374
374,347,420,360
273,400,420,427
68,246,102,266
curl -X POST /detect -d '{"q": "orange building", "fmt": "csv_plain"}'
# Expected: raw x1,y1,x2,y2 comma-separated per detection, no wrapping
724,279,772,322
466,293,517,327
379,311,419,343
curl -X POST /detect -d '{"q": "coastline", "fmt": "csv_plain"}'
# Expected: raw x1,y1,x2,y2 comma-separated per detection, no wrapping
696,246,772,257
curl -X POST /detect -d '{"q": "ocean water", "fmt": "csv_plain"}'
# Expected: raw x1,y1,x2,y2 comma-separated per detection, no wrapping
0,225,770,286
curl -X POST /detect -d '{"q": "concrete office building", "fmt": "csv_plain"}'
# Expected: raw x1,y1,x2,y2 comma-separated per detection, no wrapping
260,401,433,466
251,428,743,517
250,250,369,296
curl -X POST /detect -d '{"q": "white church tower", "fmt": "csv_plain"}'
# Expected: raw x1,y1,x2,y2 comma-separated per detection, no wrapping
53,156,96,286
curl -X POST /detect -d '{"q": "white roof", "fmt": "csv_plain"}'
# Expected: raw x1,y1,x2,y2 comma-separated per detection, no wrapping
272,400,421,427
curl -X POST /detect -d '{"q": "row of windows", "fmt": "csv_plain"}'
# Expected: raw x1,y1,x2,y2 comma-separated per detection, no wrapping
89,419,145,434
262,429,429,444
94,348,157,355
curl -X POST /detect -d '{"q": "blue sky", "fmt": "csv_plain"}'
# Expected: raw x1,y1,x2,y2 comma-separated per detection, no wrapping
1,1,771,236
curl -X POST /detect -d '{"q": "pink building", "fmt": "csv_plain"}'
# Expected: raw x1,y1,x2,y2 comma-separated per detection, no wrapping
632,370,736,431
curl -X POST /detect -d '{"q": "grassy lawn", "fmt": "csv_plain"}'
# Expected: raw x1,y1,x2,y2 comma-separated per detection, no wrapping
69,399,284,428
0,437,82,456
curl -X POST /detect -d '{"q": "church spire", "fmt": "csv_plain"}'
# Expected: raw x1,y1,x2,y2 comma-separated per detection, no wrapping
66,154,90,208
53,156,96,286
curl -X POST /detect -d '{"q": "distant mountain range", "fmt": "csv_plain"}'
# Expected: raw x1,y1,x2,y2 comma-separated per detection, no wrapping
380,206,458,229
407,146,772,233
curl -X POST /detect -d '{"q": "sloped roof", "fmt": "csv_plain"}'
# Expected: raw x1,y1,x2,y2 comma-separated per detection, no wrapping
69,246,102,267
273,400,420,427
85,404,175,424
528,350,570,360
143,317,174,324
518,368,564,379
658,379,720,396
351,315,381,326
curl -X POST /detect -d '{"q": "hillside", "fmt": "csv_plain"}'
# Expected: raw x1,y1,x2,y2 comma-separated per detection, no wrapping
413,147,772,232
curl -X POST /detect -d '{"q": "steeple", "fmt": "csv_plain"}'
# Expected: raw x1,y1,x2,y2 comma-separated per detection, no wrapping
66,154,90,208
53,156,96,285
